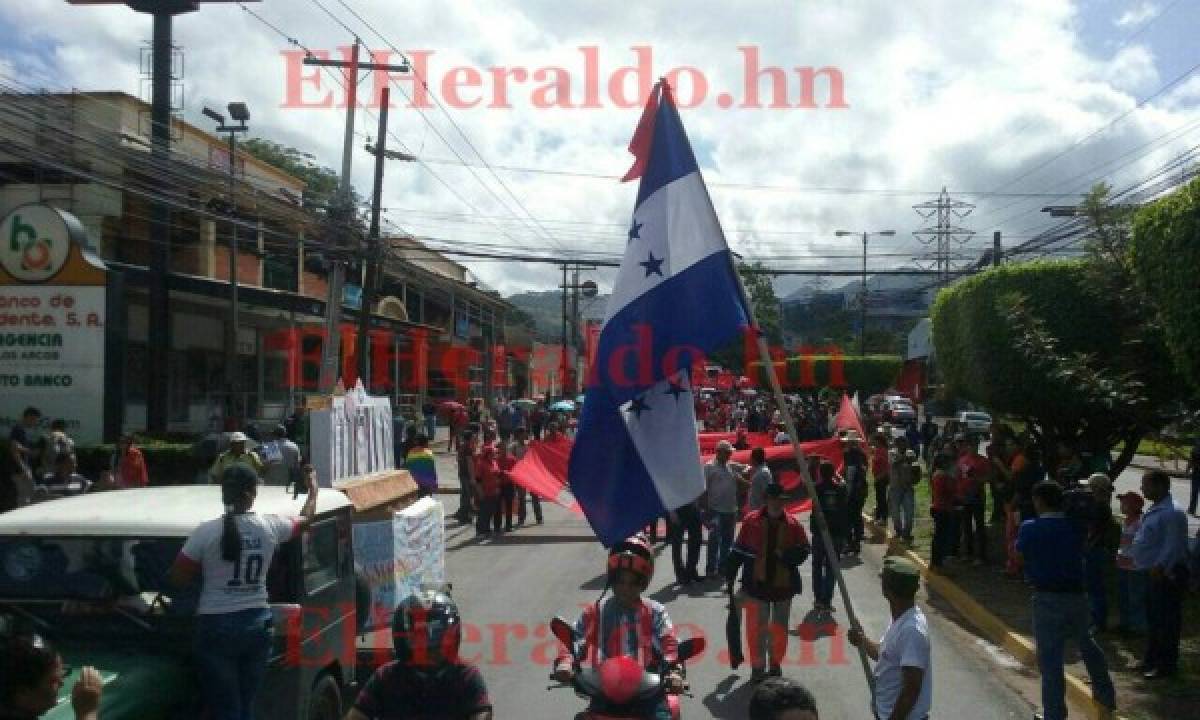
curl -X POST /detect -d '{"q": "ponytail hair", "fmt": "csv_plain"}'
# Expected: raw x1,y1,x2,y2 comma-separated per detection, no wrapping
220,464,258,563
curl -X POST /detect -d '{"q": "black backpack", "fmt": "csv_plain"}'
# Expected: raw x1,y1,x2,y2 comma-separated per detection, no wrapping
1062,486,1096,531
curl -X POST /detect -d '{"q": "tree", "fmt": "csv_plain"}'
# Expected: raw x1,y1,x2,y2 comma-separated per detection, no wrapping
1130,176,1200,391
738,261,781,344
932,255,1180,476
241,137,368,266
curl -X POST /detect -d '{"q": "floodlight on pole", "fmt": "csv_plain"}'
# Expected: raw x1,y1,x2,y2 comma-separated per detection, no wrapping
227,102,249,123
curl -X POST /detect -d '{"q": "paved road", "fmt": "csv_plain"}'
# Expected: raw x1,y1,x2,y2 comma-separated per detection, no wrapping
426,449,1035,719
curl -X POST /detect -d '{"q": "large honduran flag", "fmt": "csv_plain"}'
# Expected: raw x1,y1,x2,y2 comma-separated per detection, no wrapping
569,81,752,547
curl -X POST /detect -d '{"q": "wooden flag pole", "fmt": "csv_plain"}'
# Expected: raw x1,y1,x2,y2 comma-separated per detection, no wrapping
653,78,875,698
741,323,877,696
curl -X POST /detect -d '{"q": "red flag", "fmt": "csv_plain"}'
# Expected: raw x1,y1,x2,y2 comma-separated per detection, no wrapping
508,437,582,514
620,82,662,182
835,393,866,440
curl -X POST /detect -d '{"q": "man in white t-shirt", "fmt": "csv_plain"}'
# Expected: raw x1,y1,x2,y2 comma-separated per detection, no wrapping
260,425,302,487
849,556,932,720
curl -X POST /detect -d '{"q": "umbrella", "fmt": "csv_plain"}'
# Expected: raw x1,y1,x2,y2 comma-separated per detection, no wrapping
550,400,575,412
513,398,537,410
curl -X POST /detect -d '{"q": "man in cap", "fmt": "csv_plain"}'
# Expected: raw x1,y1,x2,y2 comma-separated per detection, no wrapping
703,440,750,577
1016,480,1116,719
841,432,870,554
848,556,932,720
260,424,302,487
1078,473,1119,632
207,431,264,484
725,481,811,683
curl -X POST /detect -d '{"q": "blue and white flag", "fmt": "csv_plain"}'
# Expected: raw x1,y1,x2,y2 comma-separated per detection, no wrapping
569,81,751,547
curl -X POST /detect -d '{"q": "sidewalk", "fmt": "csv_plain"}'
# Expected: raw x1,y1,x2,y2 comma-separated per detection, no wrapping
864,493,1200,719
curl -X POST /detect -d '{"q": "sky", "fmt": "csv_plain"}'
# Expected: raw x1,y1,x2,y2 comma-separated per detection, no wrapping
2,0,1199,298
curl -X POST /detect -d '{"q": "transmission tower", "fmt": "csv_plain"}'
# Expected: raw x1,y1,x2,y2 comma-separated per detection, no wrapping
912,187,976,286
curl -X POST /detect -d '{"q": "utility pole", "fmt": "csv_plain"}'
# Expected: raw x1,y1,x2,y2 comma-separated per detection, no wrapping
303,43,409,394
571,264,580,394
357,86,390,386
836,230,895,356
993,230,1002,267
560,263,568,398
203,103,250,417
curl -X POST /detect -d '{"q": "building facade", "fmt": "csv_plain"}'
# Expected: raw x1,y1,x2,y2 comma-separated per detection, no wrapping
0,91,511,437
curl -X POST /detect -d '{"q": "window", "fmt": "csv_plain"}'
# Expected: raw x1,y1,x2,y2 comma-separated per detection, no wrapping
302,518,340,594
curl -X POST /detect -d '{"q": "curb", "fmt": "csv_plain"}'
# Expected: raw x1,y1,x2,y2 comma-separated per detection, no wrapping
863,516,1119,720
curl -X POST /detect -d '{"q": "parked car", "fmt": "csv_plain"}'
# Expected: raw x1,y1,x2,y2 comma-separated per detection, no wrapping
957,411,993,435
0,486,361,720
883,400,917,424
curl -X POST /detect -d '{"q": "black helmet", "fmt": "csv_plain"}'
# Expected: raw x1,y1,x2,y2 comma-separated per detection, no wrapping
392,589,461,669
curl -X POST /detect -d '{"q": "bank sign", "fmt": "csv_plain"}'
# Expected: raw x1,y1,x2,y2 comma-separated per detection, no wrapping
0,205,109,444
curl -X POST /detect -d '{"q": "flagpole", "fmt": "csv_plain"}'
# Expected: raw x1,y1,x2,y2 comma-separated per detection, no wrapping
657,77,876,695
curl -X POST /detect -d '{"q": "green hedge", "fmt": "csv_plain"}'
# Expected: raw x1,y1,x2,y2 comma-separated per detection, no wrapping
931,260,1111,420
749,354,903,394
1130,177,1200,390
77,442,202,485
0,437,202,486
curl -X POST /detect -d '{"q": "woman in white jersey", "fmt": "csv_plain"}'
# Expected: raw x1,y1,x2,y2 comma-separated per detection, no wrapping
169,463,319,720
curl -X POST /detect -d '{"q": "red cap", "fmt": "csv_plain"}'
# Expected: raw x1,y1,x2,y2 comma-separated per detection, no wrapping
1116,492,1144,510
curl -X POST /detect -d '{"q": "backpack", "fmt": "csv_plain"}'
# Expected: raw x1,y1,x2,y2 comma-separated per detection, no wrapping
1062,486,1096,531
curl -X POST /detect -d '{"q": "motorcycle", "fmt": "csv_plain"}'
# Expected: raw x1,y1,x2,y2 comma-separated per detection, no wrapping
546,616,705,720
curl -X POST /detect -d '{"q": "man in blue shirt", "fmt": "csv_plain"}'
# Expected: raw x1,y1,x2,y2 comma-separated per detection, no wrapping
1016,481,1115,720
1130,469,1190,679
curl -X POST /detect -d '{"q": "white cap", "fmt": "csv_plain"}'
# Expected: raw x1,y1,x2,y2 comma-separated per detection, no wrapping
229,431,248,443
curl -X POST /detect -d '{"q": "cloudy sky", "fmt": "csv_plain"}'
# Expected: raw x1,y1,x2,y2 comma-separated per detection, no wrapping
2,0,1198,297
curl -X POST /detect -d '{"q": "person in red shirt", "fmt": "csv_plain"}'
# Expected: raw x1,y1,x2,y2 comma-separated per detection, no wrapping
870,434,891,523
929,453,959,570
725,482,811,681
111,433,149,489
475,431,501,537
497,442,518,532
954,435,991,565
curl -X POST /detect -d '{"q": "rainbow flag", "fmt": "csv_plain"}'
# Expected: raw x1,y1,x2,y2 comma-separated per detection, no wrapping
403,448,438,492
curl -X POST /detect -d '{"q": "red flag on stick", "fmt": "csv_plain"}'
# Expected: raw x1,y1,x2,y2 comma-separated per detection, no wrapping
508,437,582,514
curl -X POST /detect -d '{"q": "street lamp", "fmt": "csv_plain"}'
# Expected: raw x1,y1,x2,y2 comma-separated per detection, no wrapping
836,230,895,356
205,102,250,414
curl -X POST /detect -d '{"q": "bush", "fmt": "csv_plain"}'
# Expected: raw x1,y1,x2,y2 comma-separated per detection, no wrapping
0,436,202,488
76,441,201,486
931,259,1177,470
1130,177,1200,391
750,354,903,394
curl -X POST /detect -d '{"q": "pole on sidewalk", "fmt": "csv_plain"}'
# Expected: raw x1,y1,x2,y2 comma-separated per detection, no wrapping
317,39,360,394
357,86,390,385
719,240,878,698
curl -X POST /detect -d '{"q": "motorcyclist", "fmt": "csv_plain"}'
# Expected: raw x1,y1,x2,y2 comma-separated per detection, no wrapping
345,589,493,720
553,535,683,720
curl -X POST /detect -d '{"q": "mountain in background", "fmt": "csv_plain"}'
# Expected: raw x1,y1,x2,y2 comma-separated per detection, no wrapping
506,291,608,341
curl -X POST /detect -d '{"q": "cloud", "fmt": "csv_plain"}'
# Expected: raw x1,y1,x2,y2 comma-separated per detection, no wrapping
1,0,1197,298
1115,2,1158,28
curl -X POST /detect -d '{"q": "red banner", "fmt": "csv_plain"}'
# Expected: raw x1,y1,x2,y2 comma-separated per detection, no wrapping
508,437,582,514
